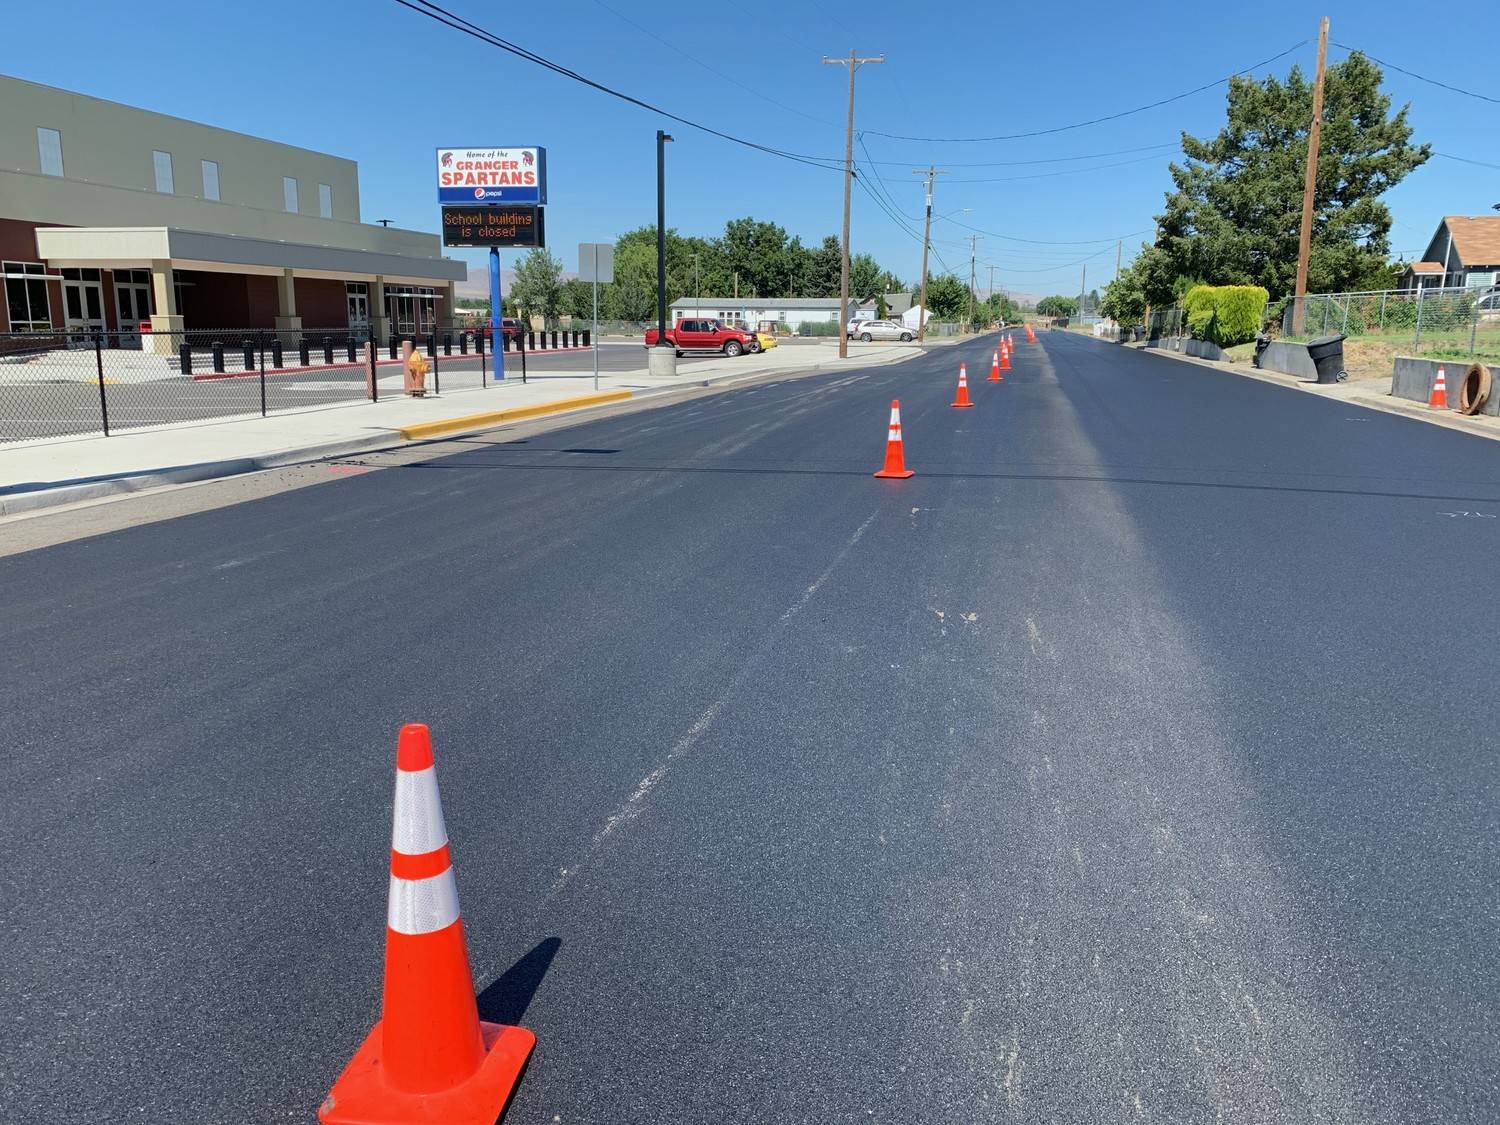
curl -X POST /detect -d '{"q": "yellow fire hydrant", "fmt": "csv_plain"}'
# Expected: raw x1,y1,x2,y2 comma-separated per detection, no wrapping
402,341,429,397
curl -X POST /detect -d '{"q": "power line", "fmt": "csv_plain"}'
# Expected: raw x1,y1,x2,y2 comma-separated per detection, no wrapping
393,0,846,171
945,216,1155,247
856,140,1184,169
584,0,839,127
860,41,1308,142
1434,151,1500,171
1332,43,1500,105
946,150,1180,184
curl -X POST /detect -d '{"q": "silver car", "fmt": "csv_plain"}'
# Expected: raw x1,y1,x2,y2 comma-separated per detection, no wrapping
850,319,914,342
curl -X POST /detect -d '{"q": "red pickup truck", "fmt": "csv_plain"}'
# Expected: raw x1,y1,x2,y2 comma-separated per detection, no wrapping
643,318,755,357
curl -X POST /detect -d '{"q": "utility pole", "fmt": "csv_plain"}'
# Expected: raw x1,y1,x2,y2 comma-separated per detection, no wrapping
913,166,947,344
1291,16,1330,337
691,251,701,315
968,235,979,331
824,50,884,358
1114,240,1122,282
1079,265,1087,321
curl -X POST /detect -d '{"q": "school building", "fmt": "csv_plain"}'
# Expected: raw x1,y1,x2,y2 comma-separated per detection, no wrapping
0,74,465,351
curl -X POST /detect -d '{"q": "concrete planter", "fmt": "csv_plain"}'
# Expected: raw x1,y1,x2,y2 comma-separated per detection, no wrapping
1392,355,1499,416
1181,338,1229,361
1256,341,1317,379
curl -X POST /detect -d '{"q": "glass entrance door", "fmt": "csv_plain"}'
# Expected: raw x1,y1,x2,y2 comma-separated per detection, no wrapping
62,268,105,341
346,283,369,334
113,269,153,348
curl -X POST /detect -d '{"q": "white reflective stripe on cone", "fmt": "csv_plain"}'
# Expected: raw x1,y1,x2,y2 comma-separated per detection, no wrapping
391,767,449,855
387,868,461,935
888,409,900,426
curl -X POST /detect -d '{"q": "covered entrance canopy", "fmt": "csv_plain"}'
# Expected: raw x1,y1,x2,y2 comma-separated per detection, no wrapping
34,226,466,348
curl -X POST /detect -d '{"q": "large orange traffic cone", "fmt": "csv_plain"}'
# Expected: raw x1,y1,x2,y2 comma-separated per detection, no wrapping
320,724,535,1125
874,399,915,478
952,362,975,408
1429,365,1448,409
1025,324,1036,343
989,349,1002,382
999,347,1011,372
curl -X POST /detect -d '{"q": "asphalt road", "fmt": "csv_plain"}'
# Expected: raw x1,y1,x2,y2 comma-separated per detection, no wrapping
3,330,1498,1123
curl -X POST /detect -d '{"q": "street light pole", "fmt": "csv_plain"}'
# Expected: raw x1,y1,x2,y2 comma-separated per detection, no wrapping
824,50,883,359
653,129,674,375
967,235,979,332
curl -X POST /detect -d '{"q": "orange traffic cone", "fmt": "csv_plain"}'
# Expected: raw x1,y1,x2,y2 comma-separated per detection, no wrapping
1025,325,1036,343
989,349,1002,382
1429,365,1448,409
319,724,535,1125
952,362,975,408
874,399,915,478
999,347,1011,372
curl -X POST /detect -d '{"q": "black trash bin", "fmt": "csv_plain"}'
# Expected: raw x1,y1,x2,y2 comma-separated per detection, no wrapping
1252,334,1271,369
1305,333,1346,384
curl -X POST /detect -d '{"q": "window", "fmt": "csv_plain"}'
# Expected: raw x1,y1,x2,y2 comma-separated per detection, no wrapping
201,159,219,201
4,262,52,332
318,183,332,218
153,150,174,193
283,176,299,213
37,127,63,176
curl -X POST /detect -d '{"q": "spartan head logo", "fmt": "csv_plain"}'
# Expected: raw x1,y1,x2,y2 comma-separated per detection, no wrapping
522,150,535,168
441,152,454,168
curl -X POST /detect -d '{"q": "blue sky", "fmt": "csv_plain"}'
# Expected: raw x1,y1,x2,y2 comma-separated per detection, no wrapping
9,0,1497,298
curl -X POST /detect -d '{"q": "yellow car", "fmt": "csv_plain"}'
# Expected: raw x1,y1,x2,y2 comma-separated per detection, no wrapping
725,321,778,353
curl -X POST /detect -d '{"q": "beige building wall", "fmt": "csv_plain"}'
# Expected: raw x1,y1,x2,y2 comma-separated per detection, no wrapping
0,74,359,220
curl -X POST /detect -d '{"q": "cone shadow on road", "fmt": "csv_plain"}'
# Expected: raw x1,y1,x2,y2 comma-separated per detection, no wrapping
477,937,562,1027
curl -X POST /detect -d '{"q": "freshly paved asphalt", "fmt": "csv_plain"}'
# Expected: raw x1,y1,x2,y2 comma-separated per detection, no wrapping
3,330,1498,1123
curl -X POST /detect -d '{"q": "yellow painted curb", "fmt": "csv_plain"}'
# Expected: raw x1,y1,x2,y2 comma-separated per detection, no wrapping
398,391,633,441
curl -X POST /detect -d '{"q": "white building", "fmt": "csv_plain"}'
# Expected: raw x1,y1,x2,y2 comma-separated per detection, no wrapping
668,297,845,330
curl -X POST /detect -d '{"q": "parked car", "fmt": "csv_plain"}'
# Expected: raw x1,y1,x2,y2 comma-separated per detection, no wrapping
724,321,778,353
850,319,914,342
481,318,524,344
643,318,756,357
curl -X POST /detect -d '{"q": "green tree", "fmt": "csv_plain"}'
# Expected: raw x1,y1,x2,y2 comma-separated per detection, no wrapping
849,253,883,301
512,248,563,326
1036,295,1079,318
1100,267,1146,325
807,236,843,298
925,274,970,320
1157,52,1429,298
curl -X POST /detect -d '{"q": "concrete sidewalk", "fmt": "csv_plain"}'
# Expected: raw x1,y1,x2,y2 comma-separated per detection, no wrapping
0,338,938,515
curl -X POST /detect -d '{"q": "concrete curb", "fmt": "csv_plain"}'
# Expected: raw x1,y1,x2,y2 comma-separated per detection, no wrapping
1,343,930,517
397,391,634,440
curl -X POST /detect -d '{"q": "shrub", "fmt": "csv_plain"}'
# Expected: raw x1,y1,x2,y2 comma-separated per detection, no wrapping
1209,286,1269,347
797,320,839,337
1182,284,1269,347
1183,285,1217,340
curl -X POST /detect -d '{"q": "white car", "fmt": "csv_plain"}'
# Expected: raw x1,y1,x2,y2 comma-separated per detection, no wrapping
848,319,914,342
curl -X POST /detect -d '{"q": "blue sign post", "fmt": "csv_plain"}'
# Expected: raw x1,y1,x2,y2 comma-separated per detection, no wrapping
490,247,504,381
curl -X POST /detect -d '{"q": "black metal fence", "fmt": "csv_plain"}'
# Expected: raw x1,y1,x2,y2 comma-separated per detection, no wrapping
0,326,593,444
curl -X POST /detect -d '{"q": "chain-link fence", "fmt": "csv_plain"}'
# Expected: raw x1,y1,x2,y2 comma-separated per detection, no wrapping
1283,287,1500,360
0,326,592,444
